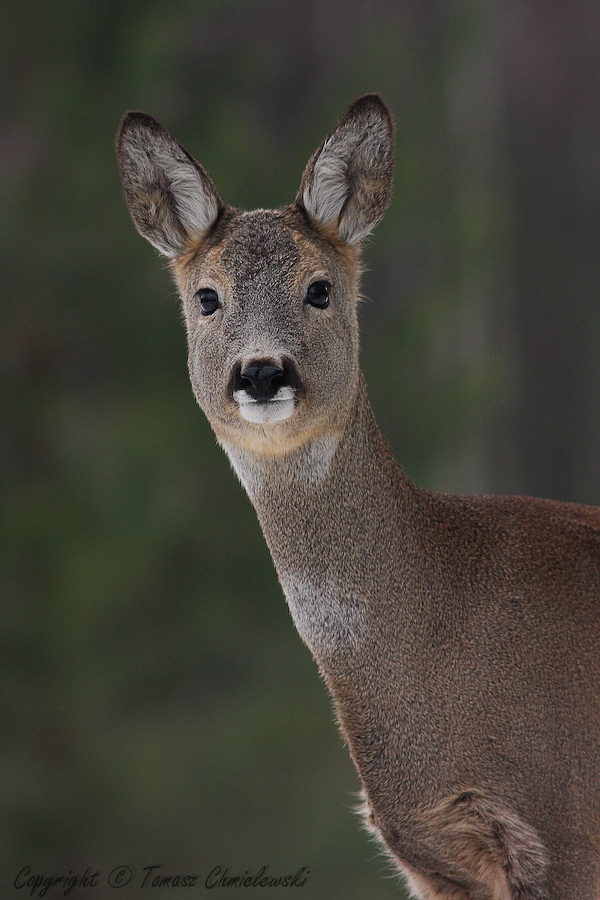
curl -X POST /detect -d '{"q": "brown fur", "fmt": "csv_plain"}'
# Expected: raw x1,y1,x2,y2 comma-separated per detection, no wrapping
117,95,600,898
400,790,549,899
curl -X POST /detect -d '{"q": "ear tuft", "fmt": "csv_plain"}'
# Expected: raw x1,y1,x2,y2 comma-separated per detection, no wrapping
297,94,394,244
116,112,222,257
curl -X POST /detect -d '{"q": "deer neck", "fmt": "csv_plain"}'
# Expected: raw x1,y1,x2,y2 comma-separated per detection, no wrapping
220,375,418,661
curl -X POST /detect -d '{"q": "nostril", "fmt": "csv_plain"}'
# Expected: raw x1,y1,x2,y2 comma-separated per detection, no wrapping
270,370,284,392
228,356,303,405
240,365,259,387
240,363,285,401
240,364,283,384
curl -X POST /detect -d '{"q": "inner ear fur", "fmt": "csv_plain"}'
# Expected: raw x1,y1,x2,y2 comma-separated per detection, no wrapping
296,94,394,245
116,112,223,257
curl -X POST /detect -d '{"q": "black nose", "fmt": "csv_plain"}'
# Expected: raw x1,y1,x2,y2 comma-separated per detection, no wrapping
239,362,285,401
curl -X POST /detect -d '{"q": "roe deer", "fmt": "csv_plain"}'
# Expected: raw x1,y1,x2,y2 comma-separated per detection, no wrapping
117,95,600,899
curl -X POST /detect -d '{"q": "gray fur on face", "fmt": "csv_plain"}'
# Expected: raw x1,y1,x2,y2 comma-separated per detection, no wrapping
221,212,300,282
180,208,360,455
218,213,302,357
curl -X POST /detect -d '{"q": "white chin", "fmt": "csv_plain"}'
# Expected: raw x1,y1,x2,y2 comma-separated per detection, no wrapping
238,398,295,424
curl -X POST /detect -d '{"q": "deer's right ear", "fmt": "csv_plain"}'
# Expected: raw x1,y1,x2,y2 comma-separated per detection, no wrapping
296,94,394,245
116,112,222,257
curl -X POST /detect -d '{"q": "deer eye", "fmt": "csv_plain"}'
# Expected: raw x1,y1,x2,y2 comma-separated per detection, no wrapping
197,288,220,316
305,280,330,309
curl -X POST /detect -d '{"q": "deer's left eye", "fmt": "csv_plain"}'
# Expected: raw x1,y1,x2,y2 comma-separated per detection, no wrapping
197,288,220,316
305,280,330,309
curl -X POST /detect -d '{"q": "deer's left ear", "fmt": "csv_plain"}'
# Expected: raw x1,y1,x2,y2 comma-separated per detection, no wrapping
296,94,394,245
117,112,222,257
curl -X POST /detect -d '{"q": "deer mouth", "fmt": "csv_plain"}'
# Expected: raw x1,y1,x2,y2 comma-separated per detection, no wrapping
236,390,296,424
228,357,303,424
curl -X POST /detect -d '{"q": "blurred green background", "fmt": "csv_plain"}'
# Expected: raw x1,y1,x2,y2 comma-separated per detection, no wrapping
2,1,599,898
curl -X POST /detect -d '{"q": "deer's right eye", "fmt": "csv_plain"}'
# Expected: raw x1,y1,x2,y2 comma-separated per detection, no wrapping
305,280,330,309
197,288,220,316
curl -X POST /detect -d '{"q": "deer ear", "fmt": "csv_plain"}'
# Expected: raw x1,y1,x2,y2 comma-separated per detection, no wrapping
296,95,394,244
116,112,222,257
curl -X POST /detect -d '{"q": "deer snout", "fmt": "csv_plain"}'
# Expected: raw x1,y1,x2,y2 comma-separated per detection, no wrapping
240,363,285,401
228,357,303,425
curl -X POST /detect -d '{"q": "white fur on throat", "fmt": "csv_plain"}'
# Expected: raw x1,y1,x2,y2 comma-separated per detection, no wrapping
222,433,340,497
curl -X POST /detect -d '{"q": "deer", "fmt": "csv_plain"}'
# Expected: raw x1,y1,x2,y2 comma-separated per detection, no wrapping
116,94,600,899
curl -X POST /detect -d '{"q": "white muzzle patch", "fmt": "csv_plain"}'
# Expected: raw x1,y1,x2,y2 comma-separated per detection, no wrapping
234,385,296,424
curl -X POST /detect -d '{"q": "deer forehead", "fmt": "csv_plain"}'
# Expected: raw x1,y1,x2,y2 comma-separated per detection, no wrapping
221,211,301,281
174,208,359,300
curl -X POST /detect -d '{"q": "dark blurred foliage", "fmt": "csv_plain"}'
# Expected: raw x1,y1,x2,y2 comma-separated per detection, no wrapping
1,2,598,898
